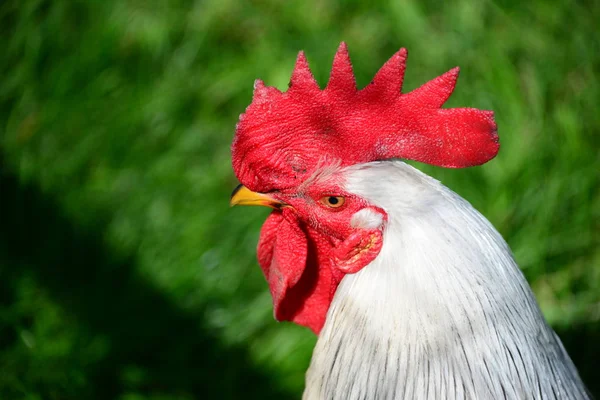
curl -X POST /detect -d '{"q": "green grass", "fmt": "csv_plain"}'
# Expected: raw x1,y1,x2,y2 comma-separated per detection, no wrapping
1,0,598,399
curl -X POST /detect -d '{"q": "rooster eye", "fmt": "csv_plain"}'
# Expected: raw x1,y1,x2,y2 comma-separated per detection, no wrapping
320,196,345,208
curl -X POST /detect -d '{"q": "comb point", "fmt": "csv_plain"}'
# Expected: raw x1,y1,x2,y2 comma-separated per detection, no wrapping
326,42,356,93
289,51,319,91
252,79,281,103
405,66,460,108
252,79,267,99
362,48,408,99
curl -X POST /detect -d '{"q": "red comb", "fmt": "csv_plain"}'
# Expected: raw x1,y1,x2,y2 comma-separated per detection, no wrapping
232,43,498,192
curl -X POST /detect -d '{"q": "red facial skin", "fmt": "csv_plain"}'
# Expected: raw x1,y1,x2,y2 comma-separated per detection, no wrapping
256,178,386,334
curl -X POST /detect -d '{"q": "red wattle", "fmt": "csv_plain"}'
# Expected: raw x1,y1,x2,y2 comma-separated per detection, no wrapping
257,210,345,334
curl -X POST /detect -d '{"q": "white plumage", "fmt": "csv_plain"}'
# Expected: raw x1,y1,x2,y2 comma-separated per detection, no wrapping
304,161,589,399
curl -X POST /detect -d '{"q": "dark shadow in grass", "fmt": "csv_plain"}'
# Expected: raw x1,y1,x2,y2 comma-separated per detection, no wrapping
555,322,600,398
0,159,295,400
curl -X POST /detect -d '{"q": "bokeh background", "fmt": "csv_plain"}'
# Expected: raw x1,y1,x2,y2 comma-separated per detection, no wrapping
1,0,598,399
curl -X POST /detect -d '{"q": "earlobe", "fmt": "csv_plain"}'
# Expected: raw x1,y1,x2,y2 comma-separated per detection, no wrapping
351,207,385,229
333,228,383,274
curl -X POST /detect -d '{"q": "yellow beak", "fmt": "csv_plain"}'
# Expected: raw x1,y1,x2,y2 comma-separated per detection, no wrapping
230,184,285,209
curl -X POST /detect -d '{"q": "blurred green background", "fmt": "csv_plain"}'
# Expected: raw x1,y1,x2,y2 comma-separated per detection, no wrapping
1,0,598,399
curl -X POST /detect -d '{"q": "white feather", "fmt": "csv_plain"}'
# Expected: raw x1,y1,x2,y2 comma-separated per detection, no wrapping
303,161,589,400
351,208,384,229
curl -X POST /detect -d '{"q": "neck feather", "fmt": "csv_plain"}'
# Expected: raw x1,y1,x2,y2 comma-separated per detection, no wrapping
303,161,587,400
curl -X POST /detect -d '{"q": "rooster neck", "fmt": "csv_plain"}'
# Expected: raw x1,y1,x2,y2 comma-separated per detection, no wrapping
303,161,588,400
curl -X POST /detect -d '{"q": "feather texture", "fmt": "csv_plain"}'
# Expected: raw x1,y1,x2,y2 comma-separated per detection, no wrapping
304,161,589,400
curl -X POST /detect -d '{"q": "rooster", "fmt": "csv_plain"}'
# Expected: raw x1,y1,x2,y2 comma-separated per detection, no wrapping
229,43,589,399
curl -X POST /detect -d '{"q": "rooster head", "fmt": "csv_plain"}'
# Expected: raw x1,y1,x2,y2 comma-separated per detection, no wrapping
230,43,499,334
